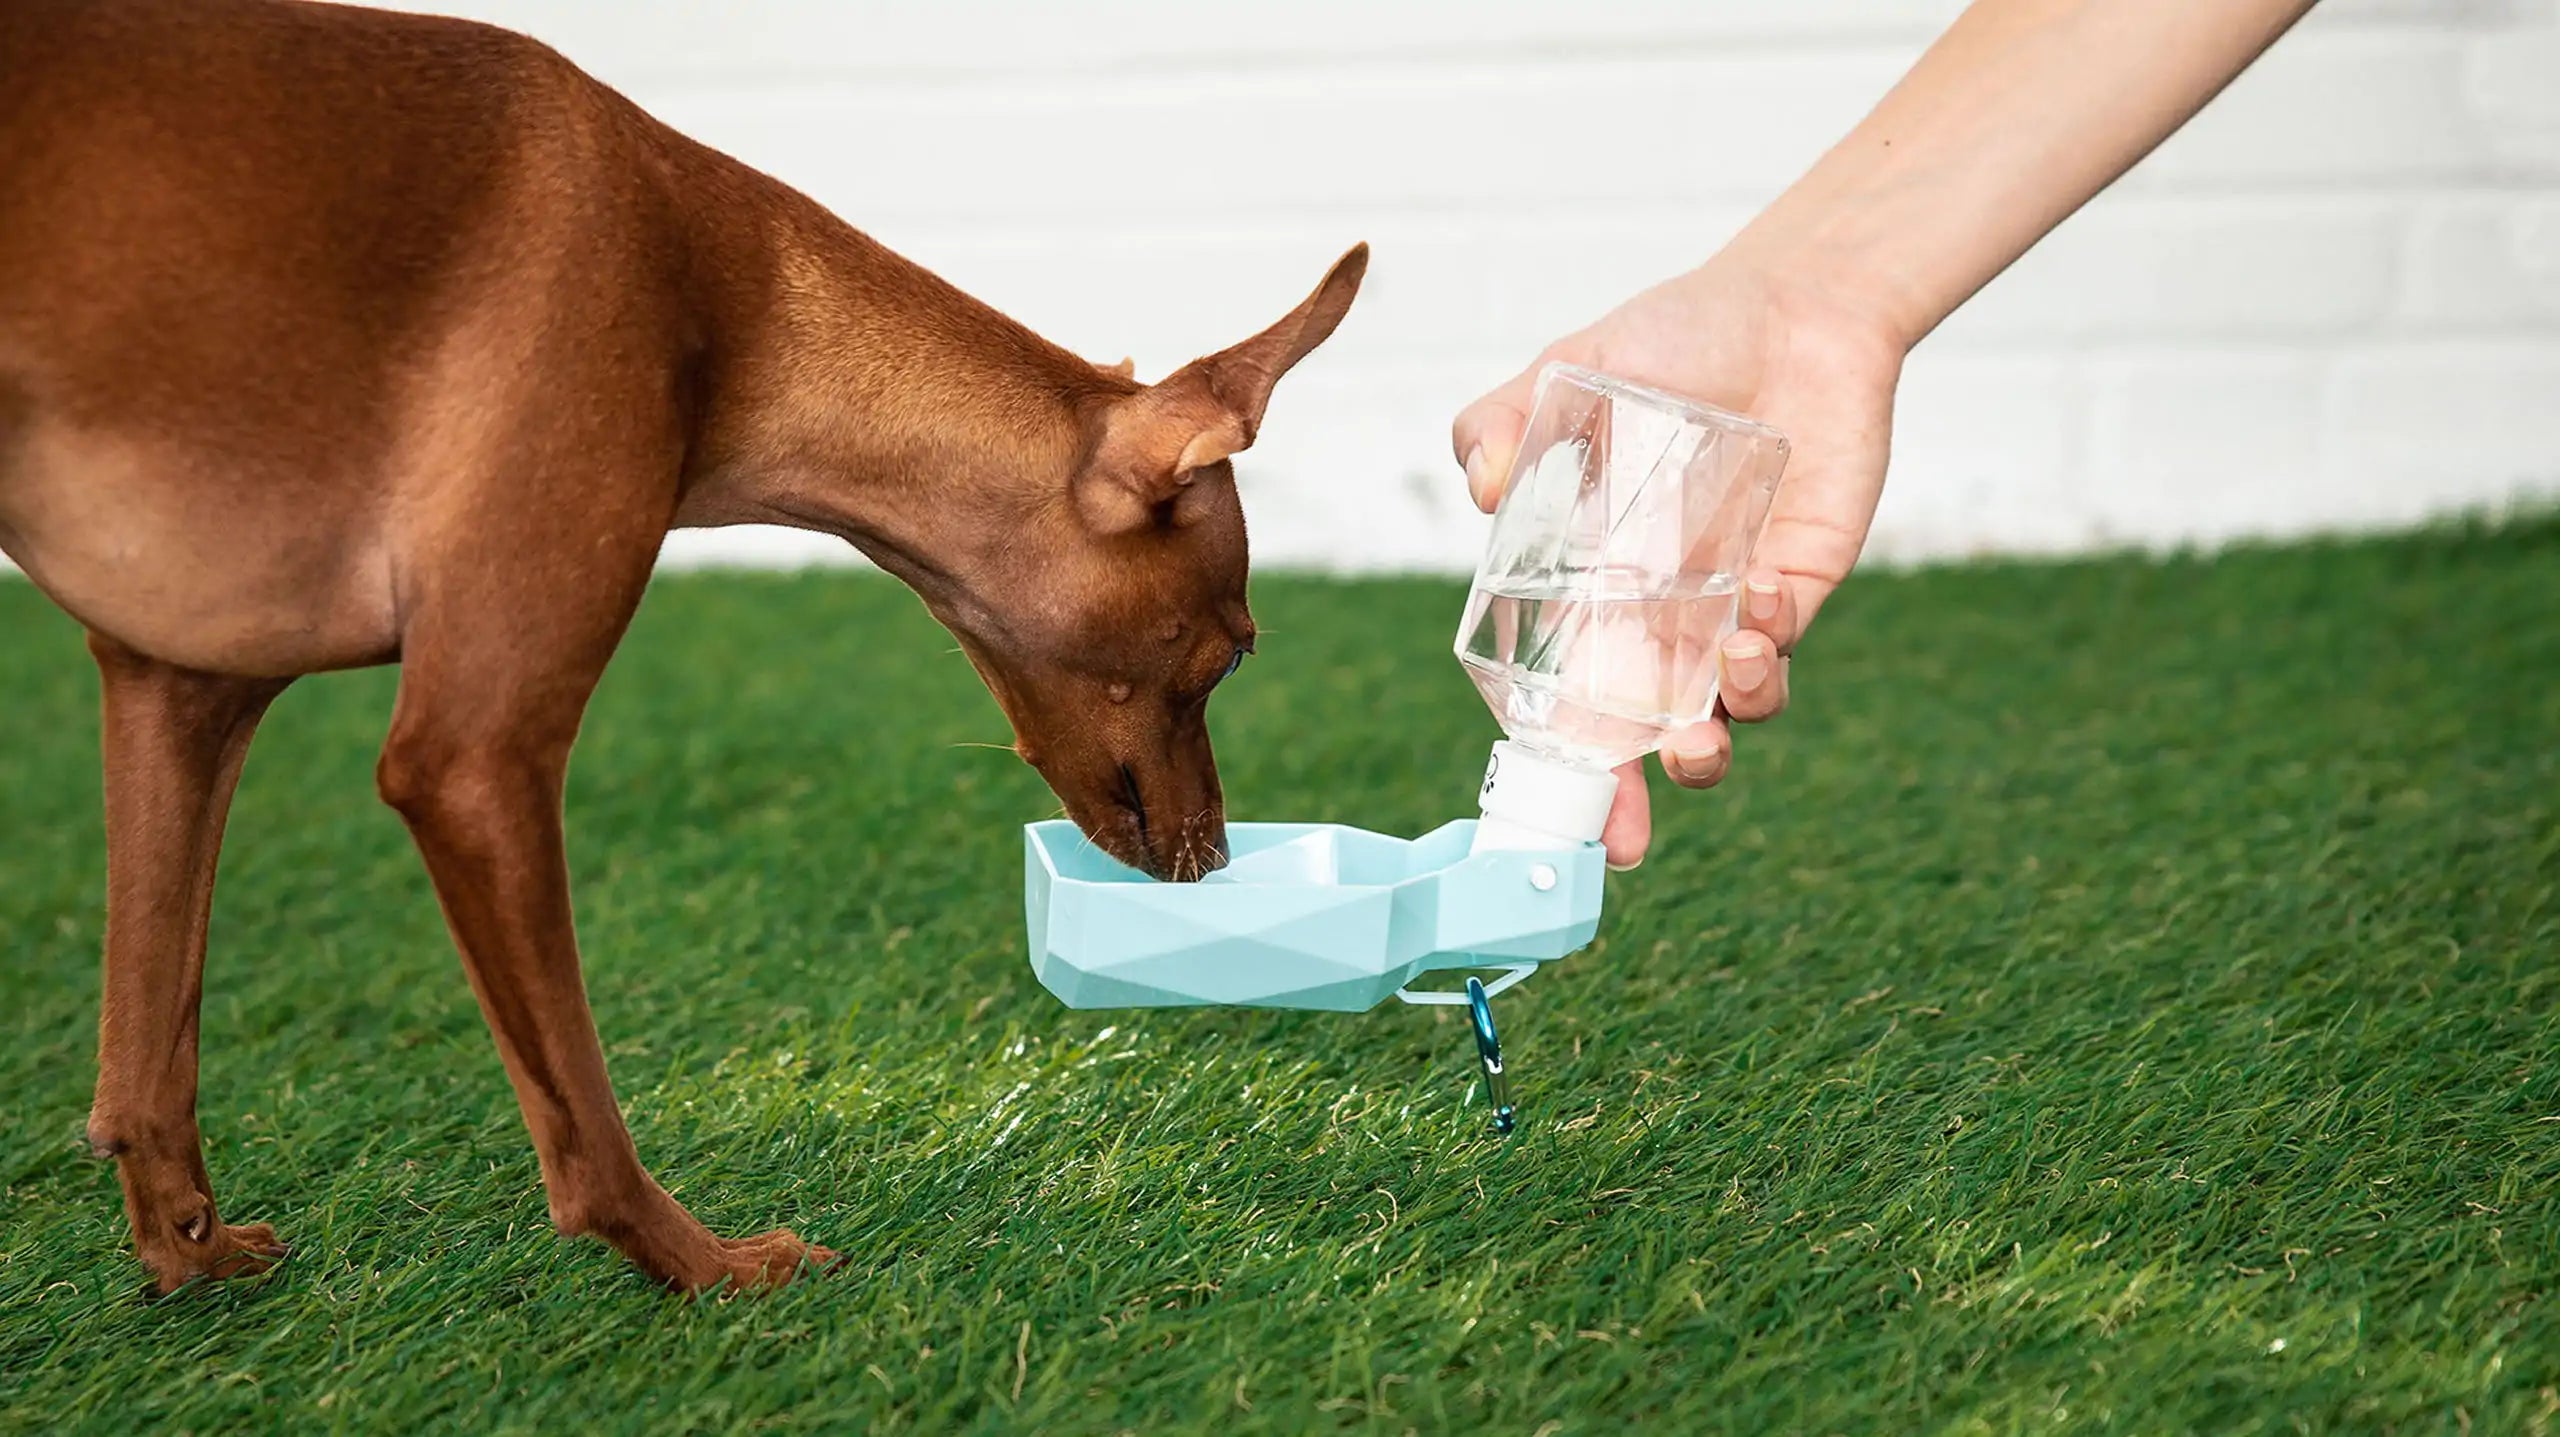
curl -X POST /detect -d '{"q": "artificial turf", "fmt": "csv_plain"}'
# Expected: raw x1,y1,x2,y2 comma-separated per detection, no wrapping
0,517,2553,1434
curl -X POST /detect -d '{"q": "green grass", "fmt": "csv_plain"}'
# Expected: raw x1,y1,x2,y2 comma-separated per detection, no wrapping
1,518,2554,1434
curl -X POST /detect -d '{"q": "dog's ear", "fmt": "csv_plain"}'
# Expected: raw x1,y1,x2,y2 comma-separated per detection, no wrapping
1077,243,1368,534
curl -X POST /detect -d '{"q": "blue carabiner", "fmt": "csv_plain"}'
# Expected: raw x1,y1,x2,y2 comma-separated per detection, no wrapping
1465,975,1517,1135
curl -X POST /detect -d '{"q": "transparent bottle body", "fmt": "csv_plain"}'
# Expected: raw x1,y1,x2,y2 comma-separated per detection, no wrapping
1455,364,1789,773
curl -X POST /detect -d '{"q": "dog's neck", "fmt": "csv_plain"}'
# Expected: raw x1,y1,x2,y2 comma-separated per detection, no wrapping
669,166,1116,610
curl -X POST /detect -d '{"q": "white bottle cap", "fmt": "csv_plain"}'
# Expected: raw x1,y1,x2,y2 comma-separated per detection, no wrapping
1469,739,1618,853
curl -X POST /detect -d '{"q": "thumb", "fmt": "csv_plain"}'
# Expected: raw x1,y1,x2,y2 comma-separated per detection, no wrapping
1452,364,1542,514
1600,760,1651,870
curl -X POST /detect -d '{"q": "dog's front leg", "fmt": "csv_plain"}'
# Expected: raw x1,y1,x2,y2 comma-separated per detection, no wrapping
84,636,293,1293
373,579,838,1294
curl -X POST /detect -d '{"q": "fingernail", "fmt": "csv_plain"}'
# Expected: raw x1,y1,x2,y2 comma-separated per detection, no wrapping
1745,575,1781,623
1724,641,1770,691
1666,743,1722,784
1464,444,1492,509
1607,854,1643,873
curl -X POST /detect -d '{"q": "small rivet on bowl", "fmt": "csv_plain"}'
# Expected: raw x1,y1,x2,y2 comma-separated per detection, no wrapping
1529,863,1558,892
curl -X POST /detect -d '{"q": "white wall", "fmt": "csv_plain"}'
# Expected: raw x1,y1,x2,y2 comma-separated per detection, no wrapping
19,1,2560,578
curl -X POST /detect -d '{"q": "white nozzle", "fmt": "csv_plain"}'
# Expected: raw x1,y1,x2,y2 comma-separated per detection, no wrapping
1469,740,1618,853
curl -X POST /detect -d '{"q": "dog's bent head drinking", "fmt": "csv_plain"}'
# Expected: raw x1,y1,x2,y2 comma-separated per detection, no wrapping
924,245,1366,880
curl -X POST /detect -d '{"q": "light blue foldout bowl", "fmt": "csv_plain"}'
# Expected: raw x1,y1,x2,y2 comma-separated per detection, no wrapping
1022,819,1606,1012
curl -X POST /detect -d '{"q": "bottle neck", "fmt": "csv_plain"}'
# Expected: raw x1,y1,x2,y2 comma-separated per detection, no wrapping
1469,739,1617,853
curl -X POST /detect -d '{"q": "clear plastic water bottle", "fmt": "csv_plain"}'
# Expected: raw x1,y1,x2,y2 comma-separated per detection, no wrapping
1456,363,1790,853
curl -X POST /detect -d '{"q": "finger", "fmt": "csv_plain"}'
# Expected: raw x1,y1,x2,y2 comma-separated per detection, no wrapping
1718,630,1790,724
1601,761,1650,871
1451,367,1540,514
1659,720,1730,789
1735,565,1802,652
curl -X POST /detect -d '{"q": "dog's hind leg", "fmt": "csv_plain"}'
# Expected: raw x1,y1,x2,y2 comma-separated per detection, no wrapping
83,634,292,1293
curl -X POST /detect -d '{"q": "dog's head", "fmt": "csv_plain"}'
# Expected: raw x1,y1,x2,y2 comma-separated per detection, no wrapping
936,245,1366,880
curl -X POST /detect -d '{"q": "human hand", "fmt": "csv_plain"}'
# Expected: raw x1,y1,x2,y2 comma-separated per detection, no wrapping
1449,0,2314,869
1451,255,1907,868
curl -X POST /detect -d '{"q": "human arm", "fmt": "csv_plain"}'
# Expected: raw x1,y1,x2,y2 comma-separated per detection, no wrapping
1452,0,2320,868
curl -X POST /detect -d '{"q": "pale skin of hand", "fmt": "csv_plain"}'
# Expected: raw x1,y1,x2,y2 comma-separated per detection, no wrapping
1453,0,2320,869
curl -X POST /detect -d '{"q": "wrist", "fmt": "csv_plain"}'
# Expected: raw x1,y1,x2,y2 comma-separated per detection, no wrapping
1714,193,1935,358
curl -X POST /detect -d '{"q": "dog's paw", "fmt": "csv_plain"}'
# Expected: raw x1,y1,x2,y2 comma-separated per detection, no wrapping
694,1228,842,1295
142,1218,291,1295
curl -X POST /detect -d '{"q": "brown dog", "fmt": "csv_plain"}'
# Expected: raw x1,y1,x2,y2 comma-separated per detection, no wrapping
0,0,1364,1294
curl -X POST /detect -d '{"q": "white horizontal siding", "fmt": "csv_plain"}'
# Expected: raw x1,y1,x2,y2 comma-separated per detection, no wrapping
6,0,2554,581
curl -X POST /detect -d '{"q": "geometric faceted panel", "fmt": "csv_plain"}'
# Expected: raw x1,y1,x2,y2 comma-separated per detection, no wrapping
1025,820,1605,1011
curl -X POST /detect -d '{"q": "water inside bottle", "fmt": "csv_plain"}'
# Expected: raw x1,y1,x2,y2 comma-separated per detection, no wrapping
1455,568,1741,770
